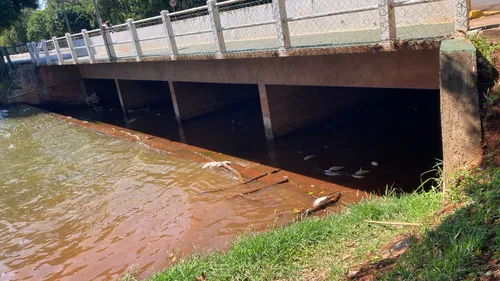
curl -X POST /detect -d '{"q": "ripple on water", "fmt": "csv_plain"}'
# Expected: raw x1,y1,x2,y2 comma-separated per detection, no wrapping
0,106,309,281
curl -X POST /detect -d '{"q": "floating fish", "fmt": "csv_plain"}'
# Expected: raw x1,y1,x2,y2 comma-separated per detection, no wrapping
128,118,138,123
304,155,316,161
355,168,371,175
8,144,14,149
325,171,344,176
352,174,365,179
328,166,344,171
371,161,379,167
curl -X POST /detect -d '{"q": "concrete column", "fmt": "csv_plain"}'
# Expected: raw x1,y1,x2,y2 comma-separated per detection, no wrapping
440,39,482,190
127,19,143,61
272,0,291,56
65,33,79,64
440,39,481,187
161,10,178,59
378,0,396,46
52,37,64,65
258,84,364,140
169,81,256,123
207,0,226,58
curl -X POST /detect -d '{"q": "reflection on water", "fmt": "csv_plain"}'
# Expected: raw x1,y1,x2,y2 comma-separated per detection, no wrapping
54,88,442,193
0,106,309,281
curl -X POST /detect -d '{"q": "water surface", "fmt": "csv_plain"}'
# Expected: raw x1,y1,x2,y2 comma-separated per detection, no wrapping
0,106,309,280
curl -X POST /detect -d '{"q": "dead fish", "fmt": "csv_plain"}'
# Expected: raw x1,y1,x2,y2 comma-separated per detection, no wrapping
202,161,232,169
371,161,379,167
128,118,138,123
328,166,344,171
355,168,371,175
325,171,343,176
313,196,329,207
304,155,316,161
352,174,365,179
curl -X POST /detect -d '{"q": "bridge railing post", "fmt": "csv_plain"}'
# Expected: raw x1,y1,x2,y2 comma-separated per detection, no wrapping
52,36,63,65
161,10,178,59
27,42,36,64
32,41,41,65
127,19,143,61
65,33,79,64
41,39,51,65
82,29,96,63
272,0,291,56
378,0,396,46
454,0,470,33
101,27,116,62
207,0,226,58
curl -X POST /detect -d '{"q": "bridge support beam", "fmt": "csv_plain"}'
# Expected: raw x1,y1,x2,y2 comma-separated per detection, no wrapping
439,39,482,188
168,81,256,123
258,84,363,140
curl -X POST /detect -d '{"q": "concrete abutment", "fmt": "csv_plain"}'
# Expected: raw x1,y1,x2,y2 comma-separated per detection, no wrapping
439,39,482,185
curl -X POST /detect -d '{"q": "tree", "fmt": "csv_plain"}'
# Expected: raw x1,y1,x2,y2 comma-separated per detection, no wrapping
0,0,38,30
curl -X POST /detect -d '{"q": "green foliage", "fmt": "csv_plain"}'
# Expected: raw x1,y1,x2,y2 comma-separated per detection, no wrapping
381,167,500,280
0,0,38,29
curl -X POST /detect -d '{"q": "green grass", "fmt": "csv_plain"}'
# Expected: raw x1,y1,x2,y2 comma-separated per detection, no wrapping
142,189,442,281
380,167,500,280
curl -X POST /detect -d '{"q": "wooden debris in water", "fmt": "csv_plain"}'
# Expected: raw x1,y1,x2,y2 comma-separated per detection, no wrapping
228,177,289,199
199,172,268,194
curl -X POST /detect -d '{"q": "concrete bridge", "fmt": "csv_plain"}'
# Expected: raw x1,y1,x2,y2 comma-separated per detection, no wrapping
8,0,481,180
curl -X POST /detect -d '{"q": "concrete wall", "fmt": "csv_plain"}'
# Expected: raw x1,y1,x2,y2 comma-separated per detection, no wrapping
77,48,440,90
116,80,171,110
440,39,482,183
5,64,84,104
169,82,256,121
259,85,367,139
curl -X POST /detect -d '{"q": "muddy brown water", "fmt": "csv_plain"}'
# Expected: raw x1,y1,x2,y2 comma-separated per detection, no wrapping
0,106,311,280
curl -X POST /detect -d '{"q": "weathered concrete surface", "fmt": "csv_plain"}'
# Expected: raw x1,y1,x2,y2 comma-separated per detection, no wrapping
440,39,482,182
39,65,84,102
169,82,256,122
4,64,83,104
4,63,45,104
77,49,440,90
115,80,171,110
259,84,367,139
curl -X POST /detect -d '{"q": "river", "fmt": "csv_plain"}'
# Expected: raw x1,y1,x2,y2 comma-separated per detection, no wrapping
0,106,310,280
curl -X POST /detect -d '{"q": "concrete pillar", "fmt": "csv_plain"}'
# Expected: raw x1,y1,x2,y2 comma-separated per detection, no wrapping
258,84,364,139
440,39,482,186
168,81,256,123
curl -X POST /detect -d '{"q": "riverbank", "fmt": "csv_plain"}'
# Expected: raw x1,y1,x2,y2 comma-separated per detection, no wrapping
128,36,500,281
141,167,498,281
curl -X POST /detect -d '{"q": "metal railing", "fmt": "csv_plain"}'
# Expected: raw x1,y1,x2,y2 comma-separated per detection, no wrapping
26,0,469,65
